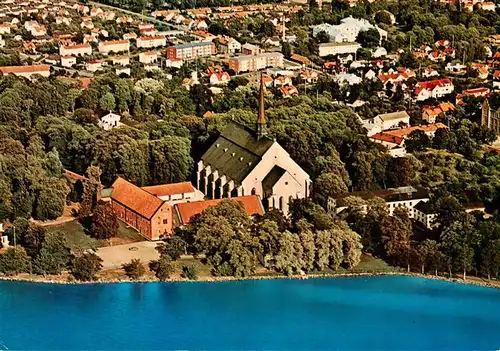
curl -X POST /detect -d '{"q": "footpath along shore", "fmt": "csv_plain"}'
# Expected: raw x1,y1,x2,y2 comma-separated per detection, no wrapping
1,270,499,289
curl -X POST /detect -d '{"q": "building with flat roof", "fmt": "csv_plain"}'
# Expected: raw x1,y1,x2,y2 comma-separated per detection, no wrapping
166,41,216,60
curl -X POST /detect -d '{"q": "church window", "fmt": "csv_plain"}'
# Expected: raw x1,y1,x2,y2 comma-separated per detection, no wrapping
279,197,284,211
285,182,288,185
251,188,256,195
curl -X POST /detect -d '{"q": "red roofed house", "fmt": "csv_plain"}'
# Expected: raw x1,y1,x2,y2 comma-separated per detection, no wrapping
369,132,406,157
207,66,230,85
174,196,264,225
414,78,454,101
60,43,92,56
110,177,173,240
0,65,50,79
141,182,204,203
422,102,455,123
280,85,298,98
456,87,490,105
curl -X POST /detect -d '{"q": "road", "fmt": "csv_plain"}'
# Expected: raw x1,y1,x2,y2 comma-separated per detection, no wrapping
89,1,189,32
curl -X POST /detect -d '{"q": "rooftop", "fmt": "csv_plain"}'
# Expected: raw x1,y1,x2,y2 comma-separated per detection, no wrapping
175,195,264,224
111,177,164,219
142,182,195,197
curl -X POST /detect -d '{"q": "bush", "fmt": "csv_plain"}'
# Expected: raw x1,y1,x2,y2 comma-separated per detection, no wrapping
181,264,198,280
122,259,145,280
70,252,103,281
0,247,31,275
149,254,175,281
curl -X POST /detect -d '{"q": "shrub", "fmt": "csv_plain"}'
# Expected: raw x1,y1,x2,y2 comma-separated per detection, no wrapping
71,252,103,281
181,264,198,280
149,254,175,281
0,247,31,275
122,259,145,280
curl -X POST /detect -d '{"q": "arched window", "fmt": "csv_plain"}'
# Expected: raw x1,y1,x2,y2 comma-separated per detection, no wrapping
279,197,284,211
251,187,256,195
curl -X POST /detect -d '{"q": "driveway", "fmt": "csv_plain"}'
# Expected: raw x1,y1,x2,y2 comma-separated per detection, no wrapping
96,241,160,269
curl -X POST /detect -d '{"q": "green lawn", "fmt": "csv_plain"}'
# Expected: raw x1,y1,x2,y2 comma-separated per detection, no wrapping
46,220,144,251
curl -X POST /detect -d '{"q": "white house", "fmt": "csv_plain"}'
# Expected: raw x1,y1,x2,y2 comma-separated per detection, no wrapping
216,37,241,54
196,77,311,215
86,60,104,72
111,56,130,66
333,72,362,86
328,186,430,219
98,39,129,53
60,55,76,67
0,64,50,80
136,35,167,49
414,78,454,101
139,51,158,64
209,70,230,85
98,111,121,130
60,43,92,56
318,42,361,57
312,17,387,44
0,24,11,34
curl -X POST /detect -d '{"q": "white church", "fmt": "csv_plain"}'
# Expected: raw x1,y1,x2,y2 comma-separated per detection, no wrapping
196,75,311,215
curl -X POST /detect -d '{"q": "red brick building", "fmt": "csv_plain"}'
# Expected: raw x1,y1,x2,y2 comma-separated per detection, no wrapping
110,177,173,240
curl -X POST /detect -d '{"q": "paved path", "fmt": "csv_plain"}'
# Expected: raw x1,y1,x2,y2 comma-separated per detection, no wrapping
96,241,160,269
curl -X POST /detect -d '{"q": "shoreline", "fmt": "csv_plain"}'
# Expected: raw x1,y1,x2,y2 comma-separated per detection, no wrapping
1,271,499,290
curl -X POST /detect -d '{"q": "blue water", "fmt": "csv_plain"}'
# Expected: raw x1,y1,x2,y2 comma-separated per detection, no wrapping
0,276,499,350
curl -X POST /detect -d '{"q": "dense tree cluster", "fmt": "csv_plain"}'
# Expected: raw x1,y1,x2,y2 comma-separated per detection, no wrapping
183,199,363,277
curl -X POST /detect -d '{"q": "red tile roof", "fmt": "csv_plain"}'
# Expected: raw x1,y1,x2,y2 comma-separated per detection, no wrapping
175,195,264,224
63,169,88,182
369,132,404,145
384,123,448,138
111,177,164,219
142,182,195,197
414,78,452,96
0,64,50,74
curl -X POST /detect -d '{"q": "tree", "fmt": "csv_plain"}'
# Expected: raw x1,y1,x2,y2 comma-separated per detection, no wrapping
405,130,431,153
122,259,145,280
357,28,380,49
156,236,186,260
0,247,31,275
273,231,302,276
380,208,413,270
480,239,500,280
375,11,393,25
181,264,198,280
313,171,348,208
70,252,103,281
99,92,116,112
74,108,98,125
281,42,292,58
91,201,118,240
300,229,316,272
417,239,440,274
316,30,330,44
149,254,175,281
33,231,73,275
79,166,103,219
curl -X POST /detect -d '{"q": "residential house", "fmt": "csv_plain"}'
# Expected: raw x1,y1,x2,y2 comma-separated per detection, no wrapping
139,51,158,64
98,111,121,130
0,64,50,79
361,110,410,136
333,72,362,86
242,43,262,55
280,85,298,98
111,56,130,66
60,43,92,56
0,24,11,34
369,132,406,157
60,55,75,67
422,102,455,123
456,87,490,105
228,52,284,73
123,32,137,40
86,59,104,72
166,42,216,60
328,186,430,219
264,36,280,46
136,35,167,49
207,66,230,85
215,36,241,54
98,39,129,53
318,42,361,57
289,54,311,67
414,78,454,101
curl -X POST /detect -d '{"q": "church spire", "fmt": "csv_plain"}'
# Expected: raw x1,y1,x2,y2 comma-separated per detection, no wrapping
257,72,267,139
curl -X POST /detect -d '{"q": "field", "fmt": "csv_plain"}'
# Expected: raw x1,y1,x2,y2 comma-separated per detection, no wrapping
46,220,145,251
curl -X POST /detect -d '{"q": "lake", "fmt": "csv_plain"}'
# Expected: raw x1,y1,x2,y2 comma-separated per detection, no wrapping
0,276,499,350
